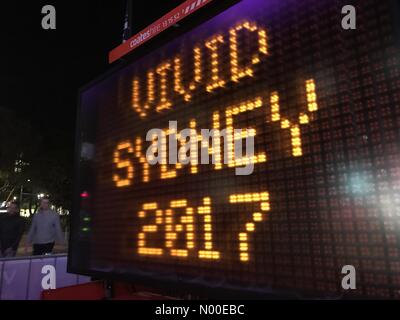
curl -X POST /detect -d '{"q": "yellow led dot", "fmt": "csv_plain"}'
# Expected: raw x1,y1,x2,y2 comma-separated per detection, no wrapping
246,223,255,232
281,119,290,129
171,249,188,257
299,113,309,124
165,217,173,225
261,192,269,201
240,253,249,262
225,98,266,168
138,248,163,256
187,241,195,249
187,233,194,240
198,250,220,260
171,199,187,208
239,233,247,241
212,252,220,259
253,212,263,221
261,202,270,211
143,225,157,232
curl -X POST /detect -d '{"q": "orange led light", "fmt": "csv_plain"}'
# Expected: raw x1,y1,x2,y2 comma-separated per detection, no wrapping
166,199,195,258
229,191,270,262
198,251,220,259
138,248,163,256
143,203,158,210
138,203,164,256
205,34,226,92
113,142,134,187
197,197,220,260
135,137,150,183
225,98,267,168
132,71,154,118
306,79,318,112
240,252,249,262
174,47,202,102
270,79,319,157
253,212,262,221
230,21,268,82
170,199,187,208
239,233,247,241
161,130,177,180
190,120,199,174
156,62,173,113
170,249,189,257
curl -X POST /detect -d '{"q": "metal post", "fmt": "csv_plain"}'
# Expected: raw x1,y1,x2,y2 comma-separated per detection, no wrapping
127,0,133,38
122,0,133,42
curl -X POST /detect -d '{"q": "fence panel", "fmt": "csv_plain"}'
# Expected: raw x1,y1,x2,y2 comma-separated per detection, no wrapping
0,255,90,300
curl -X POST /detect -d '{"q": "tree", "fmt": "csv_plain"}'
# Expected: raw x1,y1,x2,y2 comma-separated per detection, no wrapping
0,107,42,203
0,107,73,211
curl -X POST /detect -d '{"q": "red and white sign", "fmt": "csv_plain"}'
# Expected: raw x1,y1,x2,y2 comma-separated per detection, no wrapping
109,0,214,64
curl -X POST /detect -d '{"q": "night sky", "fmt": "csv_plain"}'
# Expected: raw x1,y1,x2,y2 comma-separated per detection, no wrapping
1,0,185,146
0,0,185,202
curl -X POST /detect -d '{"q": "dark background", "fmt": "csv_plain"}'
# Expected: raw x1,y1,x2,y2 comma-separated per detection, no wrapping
0,1,185,209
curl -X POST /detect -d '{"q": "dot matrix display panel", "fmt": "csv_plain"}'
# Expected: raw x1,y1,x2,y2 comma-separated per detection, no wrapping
70,0,400,298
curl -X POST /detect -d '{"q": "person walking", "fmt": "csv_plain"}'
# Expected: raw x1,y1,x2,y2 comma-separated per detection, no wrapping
0,202,25,258
26,198,64,256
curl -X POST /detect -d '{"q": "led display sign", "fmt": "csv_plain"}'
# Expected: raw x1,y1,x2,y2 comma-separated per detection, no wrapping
70,0,400,298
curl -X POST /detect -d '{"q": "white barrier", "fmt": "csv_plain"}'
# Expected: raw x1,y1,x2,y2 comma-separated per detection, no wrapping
0,254,90,300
